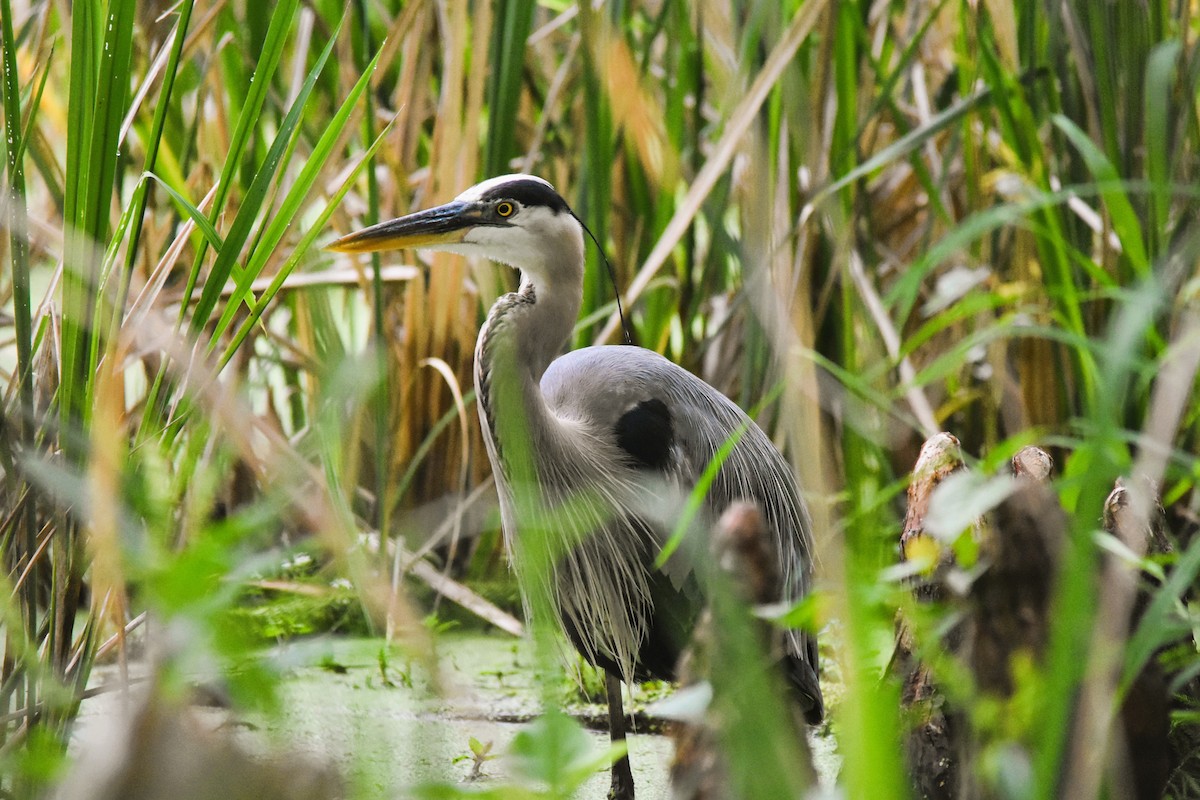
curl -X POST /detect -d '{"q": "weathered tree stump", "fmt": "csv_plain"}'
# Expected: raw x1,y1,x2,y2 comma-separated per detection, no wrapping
895,432,968,800
669,502,814,800
1104,477,1172,800
969,458,1064,697
895,435,1190,800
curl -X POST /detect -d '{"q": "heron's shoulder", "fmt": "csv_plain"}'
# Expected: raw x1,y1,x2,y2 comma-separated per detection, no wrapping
542,345,718,398
543,345,745,425
544,343,674,373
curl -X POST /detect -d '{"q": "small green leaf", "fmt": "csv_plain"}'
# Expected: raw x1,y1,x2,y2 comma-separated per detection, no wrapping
765,590,826,633
924,471,1016,543
143,172,224,252
509,710,626,793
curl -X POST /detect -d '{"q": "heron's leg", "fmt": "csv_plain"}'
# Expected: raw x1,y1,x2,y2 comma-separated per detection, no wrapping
606,670,635,800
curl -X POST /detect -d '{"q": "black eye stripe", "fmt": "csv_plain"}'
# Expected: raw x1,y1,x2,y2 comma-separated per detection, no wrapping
478,179,570,214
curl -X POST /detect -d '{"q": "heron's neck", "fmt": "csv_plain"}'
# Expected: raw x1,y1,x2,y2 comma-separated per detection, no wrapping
494,272,580,379
475,270,581,458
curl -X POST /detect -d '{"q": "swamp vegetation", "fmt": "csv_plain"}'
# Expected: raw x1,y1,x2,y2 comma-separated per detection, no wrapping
2,0,1200,797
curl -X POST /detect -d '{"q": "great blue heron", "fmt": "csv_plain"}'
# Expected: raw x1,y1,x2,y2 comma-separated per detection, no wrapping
330,174,822,799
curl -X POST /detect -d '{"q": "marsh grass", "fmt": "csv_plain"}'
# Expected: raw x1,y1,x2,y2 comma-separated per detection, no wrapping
1,0,1199,798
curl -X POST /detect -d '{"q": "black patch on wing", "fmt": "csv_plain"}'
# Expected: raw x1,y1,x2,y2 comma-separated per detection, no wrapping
479,178,570,215
614,398,673,471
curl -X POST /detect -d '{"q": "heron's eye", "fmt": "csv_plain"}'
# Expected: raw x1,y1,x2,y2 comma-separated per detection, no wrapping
496,201,516,218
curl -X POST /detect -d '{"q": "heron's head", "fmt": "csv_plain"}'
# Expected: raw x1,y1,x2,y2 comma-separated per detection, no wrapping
329,174,584,283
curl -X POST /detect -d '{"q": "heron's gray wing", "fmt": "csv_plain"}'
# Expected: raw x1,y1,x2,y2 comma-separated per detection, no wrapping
629,352,824,721
542,346,822,719
541,344,817,588
540,351,701,680
542,348,702,587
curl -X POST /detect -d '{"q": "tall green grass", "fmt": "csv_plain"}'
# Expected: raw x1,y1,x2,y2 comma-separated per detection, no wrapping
1,0,1199,797
0,1,405,793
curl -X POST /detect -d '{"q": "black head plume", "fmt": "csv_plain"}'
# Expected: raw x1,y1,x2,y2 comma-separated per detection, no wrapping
572,212,632,346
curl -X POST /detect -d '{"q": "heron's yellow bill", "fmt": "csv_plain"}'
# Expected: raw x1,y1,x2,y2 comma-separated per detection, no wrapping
327,200,477,253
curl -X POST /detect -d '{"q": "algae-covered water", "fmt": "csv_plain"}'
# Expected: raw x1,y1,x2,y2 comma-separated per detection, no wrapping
261,633,674,797
75,631,837,797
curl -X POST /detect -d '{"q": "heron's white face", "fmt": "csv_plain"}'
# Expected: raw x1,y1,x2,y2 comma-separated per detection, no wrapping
329,173,585,285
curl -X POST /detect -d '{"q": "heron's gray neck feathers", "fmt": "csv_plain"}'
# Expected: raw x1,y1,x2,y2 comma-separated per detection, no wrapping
474,282,538,471
474,271,578,464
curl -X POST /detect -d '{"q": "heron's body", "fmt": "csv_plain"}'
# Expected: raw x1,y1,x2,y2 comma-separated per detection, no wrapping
481,333,819,696
331,175,822,798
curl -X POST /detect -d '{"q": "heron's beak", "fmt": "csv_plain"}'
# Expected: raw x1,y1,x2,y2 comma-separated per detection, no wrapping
327,201,481,253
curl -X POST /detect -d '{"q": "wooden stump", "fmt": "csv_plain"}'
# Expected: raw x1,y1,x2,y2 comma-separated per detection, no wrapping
895,436,1187,800
669,503,814,800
